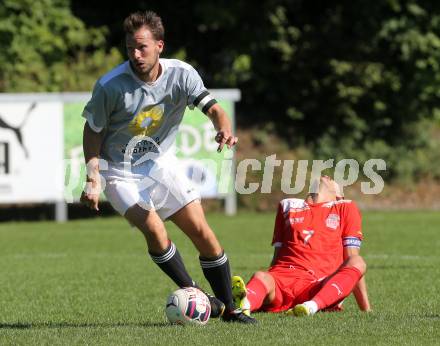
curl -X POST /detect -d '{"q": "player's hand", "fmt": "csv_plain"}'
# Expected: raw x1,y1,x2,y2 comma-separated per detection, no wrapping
80,177,101,211
215,130,238,152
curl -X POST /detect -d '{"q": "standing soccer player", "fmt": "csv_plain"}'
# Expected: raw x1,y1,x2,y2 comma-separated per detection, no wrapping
80,10,256,324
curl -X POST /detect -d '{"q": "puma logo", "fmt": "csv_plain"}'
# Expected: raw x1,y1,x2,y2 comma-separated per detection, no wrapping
0,102,35,158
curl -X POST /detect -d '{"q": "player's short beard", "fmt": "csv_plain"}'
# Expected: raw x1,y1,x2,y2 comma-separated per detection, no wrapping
132,53,160,81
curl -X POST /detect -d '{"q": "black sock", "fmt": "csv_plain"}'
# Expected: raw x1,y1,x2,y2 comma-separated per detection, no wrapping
149,242,195,288
199,252,234,311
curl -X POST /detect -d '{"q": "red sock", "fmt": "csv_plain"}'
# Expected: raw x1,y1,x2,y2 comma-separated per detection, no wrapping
312,266,362,310
246,277,269,311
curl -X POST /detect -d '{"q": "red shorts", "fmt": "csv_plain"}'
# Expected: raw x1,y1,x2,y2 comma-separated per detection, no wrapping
263,266,326,312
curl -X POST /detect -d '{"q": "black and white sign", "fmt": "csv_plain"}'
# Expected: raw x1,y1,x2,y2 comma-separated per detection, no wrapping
0,102,64,203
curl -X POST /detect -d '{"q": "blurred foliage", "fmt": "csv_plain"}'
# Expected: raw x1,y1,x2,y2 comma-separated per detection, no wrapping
0,0,122,91
70,0,440,182
1,0,440,181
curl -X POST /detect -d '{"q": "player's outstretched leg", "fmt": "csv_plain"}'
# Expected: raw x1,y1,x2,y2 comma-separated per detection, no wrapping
126,205,227,317
169,202,257,324
289,256,365,317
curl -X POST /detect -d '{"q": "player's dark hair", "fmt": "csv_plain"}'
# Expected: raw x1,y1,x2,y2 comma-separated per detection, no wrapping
123,11,164,41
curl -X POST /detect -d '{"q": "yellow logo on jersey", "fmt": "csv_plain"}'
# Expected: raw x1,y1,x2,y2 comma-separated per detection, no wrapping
128,105,164,136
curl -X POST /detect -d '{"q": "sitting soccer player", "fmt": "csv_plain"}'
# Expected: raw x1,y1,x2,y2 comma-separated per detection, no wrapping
232,176,371,316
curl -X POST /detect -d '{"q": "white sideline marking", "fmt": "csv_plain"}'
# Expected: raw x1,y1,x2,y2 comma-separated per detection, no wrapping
365,254,435,260
4,253,139,259
10,253,67,259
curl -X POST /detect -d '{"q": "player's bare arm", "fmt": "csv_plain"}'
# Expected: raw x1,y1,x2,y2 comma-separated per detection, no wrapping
344,247,371,312
205,103,238,152
81,122,103,211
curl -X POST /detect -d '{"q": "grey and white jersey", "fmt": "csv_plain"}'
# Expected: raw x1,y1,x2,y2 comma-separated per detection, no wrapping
82,58,216,165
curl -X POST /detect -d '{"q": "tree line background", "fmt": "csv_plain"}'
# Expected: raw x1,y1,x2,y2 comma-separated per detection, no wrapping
1,0,440,184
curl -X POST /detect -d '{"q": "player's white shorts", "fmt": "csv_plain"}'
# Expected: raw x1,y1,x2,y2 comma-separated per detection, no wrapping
101,155,200,220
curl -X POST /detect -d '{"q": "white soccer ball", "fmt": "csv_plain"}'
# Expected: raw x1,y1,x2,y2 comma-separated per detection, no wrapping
165,287,211,325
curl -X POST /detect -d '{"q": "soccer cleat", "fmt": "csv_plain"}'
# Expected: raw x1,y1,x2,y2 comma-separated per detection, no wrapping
222,308,258,324
231,275,251,316
286,303,315,317
202,291,225,318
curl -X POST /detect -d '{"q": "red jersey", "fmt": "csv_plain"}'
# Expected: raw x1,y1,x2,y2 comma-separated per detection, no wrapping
271,198,362,279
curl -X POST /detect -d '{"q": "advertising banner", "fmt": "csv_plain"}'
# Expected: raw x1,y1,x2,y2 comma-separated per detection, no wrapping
0,101,64,203
0,90,239,218
64,95,236,202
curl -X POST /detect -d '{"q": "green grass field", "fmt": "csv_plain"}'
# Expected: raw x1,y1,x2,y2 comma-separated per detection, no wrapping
0,211,439,345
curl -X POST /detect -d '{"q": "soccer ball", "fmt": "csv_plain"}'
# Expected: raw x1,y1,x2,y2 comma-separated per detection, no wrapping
165,287,211,325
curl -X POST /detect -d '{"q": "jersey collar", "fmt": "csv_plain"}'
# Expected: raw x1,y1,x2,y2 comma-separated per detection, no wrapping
126,60,166,87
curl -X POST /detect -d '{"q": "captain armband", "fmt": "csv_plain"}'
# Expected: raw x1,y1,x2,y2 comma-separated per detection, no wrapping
342,237,362,249
193,91,217,114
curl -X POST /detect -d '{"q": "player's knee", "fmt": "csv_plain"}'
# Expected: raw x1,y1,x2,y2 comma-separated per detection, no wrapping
135,213,166,240
146,225,164,239
252,271,272,286
187,224,215,242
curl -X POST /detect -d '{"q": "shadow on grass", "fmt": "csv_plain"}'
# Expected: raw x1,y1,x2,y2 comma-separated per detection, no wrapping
0,321,170,329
